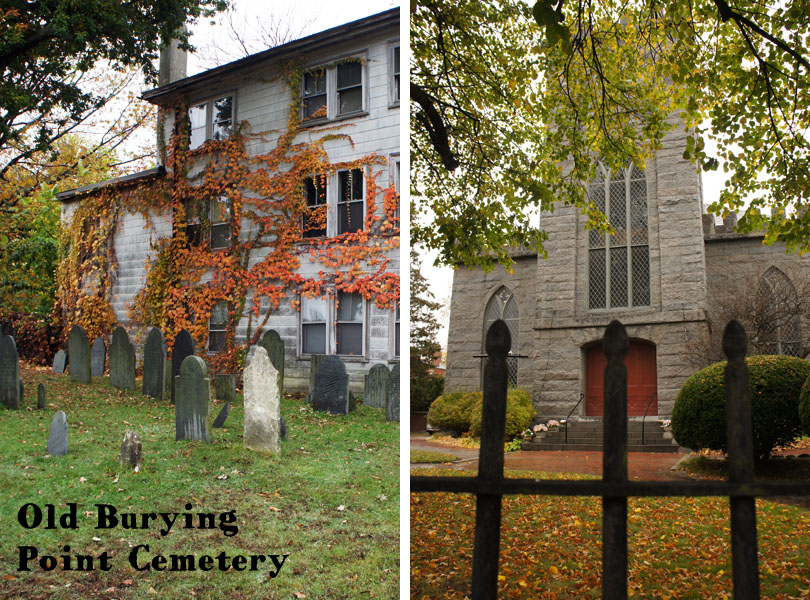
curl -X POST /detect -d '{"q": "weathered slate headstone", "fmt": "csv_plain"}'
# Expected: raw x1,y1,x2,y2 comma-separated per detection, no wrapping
385,364,400,422
68,325,90,383
212,402,230,428
243,346,280,452
306,354,325,403
280,416,288,441
120,430,142,471
109,326,136,390
18,377,23,402
37,383,46,409
215,374,236,402
174,355,212,442
364,364,390,408
143,328,166,400
312,355,355,414
90,337,106,377
171,329,195,404
52,349,67,374
0,335,20,409
260,330,285,397
47,411,68,456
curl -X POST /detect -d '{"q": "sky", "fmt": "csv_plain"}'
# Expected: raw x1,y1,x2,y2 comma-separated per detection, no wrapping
187,0,399,75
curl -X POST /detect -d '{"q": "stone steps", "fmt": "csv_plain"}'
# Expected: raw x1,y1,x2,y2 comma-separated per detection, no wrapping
525,419,681,453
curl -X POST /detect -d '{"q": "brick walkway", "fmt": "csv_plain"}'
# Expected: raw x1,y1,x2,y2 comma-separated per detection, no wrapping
411,436,689,481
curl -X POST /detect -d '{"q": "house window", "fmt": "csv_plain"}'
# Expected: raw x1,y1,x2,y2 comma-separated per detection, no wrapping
390,44,400,104
483,287,519,388
337,62,362,115
188,94,234,150
302,176,327,238
394,305,400,357
208,301,228,353
301,296,328,355
338,168,364,234
757,267,801,356
302,59,365,122
336,292,363,356
303,69,327,120
300,292,367,357
588,163,650,310
184,196,231,248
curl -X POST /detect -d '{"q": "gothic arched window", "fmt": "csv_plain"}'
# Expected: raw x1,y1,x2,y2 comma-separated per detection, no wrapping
483,286,519,387
588,163,650,309
757,267,801,356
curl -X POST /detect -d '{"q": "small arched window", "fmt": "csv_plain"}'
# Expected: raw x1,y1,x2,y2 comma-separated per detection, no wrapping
588,162,650,309
483,286,519,387
757,267,801,356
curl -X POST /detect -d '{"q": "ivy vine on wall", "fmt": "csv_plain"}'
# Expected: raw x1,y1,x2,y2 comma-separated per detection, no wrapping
57,61,400,373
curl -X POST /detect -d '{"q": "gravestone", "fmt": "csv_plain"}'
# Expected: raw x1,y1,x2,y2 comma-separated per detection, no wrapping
18,377,23,402
109,326,136,390
215,374,236,402
90,337,106,377
1,322,14,340
52,349,67,374
243,346,280,452
120,431,142,471
386,364,400,422
280,416,288,442
306,354,325,403
171,329,195,404
364,364,390,408
143,328,166,400
37,383,46,409
47,411,68,456
174,355,212,442
212,402,230,428
0,335,20,409
260,330,285,397
312,355,355,414
68,325,90,383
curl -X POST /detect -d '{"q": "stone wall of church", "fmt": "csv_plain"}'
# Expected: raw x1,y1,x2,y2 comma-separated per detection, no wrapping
704,232,810,358
445,253,537,393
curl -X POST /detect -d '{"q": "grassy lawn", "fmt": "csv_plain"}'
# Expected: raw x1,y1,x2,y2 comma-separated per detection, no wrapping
411,468,810,599
410,451,458,464
0,366,399,599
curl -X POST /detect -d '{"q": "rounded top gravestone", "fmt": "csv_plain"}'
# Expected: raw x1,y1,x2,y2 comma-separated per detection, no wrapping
364,363,390,408
143,327,166,400
260,329,285,395
0,335,20,409
68,325,90,383
180,354,207,379
109,326,136,390
171,329,196,404
90,337,106,377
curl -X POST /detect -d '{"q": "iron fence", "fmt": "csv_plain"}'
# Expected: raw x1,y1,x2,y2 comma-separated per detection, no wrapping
411,318,810,600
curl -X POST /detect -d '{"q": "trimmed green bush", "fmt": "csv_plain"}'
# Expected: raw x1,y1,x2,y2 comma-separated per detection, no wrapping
672,355,810,459
426,391,479,432
799,374,810,435
468,388,536,440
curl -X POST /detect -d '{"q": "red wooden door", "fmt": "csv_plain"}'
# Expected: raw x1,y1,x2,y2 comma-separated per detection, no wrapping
585,341,657,417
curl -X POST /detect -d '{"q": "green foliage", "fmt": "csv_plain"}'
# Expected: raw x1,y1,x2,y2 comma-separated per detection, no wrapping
0,311,60,365
411,373,445,412
0,0,224,180
504,437,525,453
672,355,810,459
412,0,810,268
469,388,536,441
426,391,479,433
799,374,810,435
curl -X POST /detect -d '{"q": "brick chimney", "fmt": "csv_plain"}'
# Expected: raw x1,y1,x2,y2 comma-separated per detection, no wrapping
156,28,188,166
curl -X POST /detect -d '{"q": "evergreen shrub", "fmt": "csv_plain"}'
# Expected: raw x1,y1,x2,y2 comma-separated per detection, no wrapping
426,392,479,433
468,388,536,440
672,355,810,459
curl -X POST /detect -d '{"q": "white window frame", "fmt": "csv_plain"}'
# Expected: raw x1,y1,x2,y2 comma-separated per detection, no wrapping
184,195,231,249
391,304,400,359
301,55,367,123
188,93,235,150
336,168,366,235
298,291,367,358
208,300,228,354
389,42,400,106
302,175,328,238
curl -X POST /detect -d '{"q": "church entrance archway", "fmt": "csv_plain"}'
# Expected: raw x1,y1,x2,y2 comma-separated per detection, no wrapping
585,340,657,416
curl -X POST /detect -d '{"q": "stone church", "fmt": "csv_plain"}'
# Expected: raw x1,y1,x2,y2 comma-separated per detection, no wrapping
444,117,810,419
